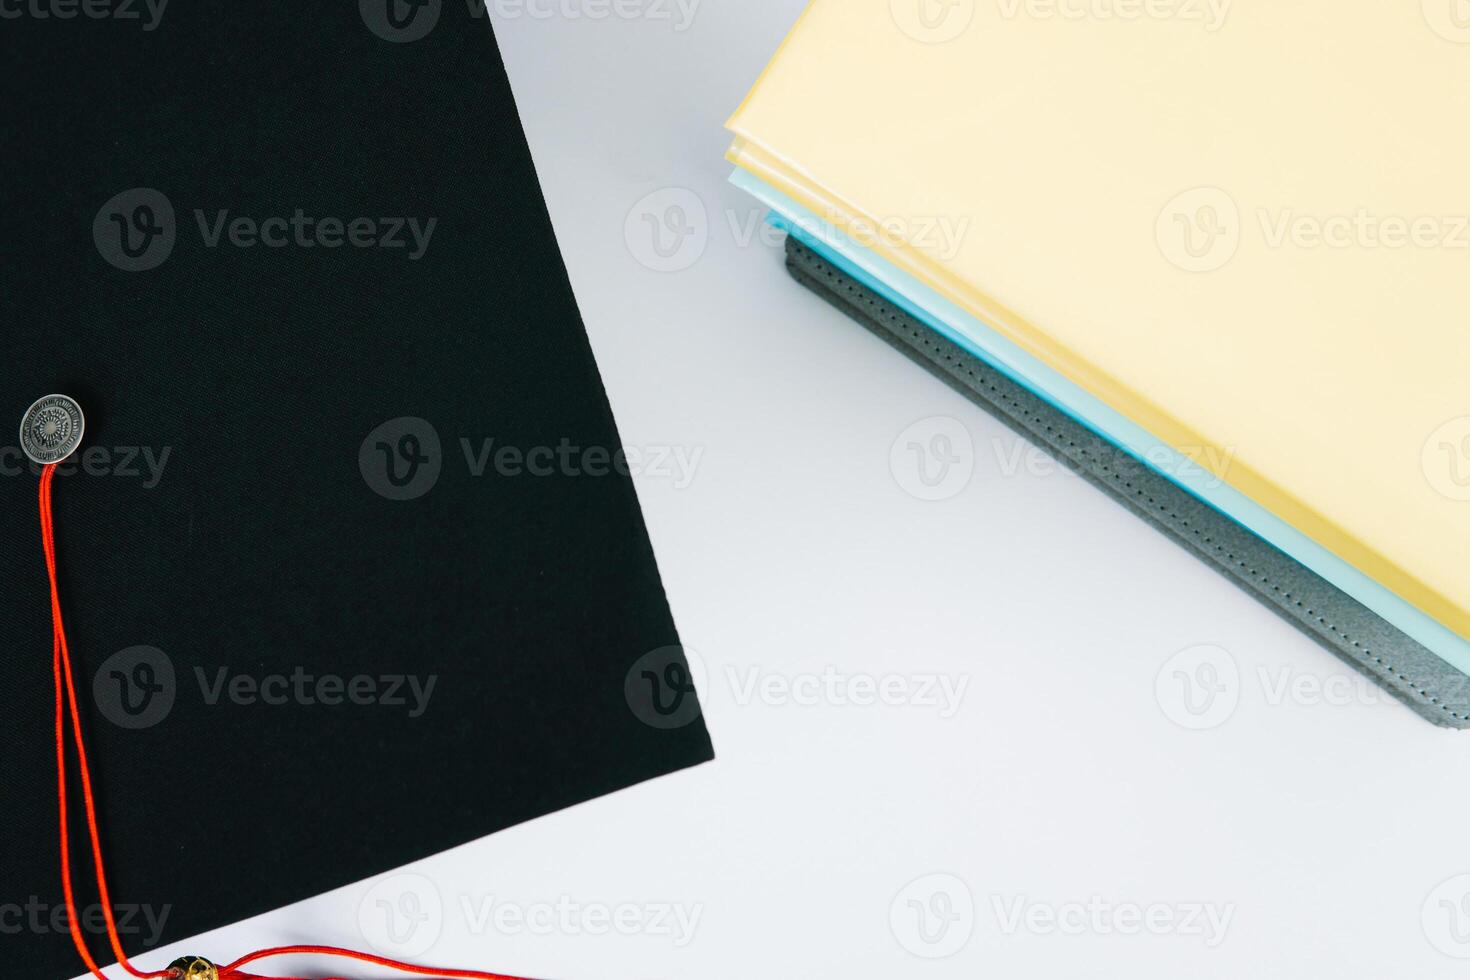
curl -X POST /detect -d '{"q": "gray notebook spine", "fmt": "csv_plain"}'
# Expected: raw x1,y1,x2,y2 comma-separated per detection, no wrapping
786,234,1470,728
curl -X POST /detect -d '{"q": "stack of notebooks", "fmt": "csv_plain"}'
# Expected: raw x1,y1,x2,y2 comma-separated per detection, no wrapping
726,1,1470,726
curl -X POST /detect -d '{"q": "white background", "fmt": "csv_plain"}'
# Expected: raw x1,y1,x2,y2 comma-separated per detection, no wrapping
80,3,1470,978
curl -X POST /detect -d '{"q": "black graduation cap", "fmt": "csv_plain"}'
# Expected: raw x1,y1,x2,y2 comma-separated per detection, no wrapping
0,6,713,978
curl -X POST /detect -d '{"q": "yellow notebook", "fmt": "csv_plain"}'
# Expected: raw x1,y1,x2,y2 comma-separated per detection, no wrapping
728,0,1470,645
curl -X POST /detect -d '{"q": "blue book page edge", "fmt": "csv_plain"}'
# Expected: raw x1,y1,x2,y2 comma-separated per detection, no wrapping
730,166,1470,676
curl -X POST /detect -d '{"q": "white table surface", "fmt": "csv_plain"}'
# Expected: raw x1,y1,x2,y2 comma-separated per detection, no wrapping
80,4,1470,978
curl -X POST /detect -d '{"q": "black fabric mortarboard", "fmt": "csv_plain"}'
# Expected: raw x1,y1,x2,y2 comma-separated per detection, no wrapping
0,5,713,977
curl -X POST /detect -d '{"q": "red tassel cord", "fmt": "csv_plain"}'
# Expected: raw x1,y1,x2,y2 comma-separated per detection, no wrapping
40,464,545,980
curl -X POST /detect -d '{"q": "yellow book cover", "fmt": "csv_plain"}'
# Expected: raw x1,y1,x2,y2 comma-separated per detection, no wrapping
728,0,1470,642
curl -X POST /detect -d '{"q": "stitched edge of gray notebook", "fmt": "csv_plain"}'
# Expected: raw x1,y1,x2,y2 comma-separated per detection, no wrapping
785,234,1470,728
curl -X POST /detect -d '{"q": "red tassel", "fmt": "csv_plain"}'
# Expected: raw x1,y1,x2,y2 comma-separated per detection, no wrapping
40,464,548,980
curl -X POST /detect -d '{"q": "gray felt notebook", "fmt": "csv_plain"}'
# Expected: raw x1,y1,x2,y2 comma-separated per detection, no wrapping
785,234,1470,729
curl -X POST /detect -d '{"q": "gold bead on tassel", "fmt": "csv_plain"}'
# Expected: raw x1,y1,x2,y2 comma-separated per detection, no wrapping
168,956,219,980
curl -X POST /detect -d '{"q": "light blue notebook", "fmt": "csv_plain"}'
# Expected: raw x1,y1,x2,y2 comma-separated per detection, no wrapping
733,167,1470,685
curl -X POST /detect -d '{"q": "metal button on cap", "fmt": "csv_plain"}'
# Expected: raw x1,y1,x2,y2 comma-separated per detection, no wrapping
20,394,85,465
